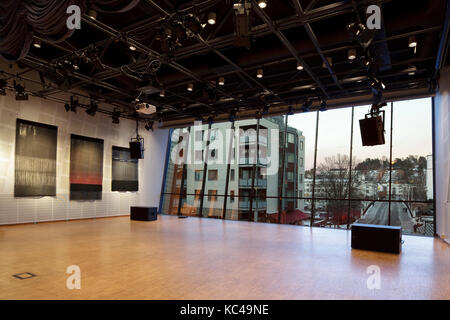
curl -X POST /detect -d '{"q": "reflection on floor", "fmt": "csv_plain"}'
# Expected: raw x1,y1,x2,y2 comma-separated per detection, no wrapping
0,215,448,299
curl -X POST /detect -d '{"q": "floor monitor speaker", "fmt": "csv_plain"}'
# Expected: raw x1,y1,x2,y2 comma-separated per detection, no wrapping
351,223,402,254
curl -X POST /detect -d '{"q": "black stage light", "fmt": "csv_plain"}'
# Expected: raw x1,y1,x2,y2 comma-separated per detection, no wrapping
112,110,121,124
302,100,311,112
319,100,328,112
145,121,154,132
86,101,98,116
14,81,28,101
287,106,294,116
64,103,70,112
70,96,78,113
0,79,7,96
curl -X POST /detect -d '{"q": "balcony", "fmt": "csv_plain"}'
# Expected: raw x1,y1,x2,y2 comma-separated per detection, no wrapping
239,178,267,188
239,135,268,145
239,158,268,166
239,200,267,210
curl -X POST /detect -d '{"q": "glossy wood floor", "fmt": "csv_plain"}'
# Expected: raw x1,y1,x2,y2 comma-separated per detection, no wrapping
0,215,448,300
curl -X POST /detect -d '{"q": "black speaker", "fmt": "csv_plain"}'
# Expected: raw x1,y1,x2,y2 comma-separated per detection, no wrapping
130,207,157,221
351,223,402,254
129,141,143,159
359,116,385,146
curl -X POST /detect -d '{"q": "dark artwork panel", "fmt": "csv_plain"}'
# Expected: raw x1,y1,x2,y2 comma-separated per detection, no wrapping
15,119,57,197
70,134,104,200
112,146,139,192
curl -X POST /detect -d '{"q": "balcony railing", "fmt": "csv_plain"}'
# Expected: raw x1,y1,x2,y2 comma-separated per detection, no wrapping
239,135,268,145
239,178,267,188
239,200,267,210
239,158,268,166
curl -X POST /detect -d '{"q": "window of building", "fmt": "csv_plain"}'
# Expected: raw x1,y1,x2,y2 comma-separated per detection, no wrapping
287,171,294,181
300,140,304,151
195,130,203,142
287,132,295,144
195,150,204,162
230,190,235,202
299,157,304,167
208,190,217,202
299,174,303,184
287,153,295,163
230,169,235,181
195,170,203,181
208,170,218,181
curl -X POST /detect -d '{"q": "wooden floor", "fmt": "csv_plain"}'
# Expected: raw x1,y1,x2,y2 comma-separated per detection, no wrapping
0,215,448,300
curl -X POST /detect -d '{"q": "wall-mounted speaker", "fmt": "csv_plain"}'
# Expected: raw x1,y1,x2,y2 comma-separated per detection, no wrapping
359,115,385,146
129,141,144,159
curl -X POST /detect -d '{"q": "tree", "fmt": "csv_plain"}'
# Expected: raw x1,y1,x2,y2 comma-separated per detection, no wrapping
315,154,363,227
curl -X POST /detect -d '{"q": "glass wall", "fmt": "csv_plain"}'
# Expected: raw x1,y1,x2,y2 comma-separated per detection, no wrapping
160,98,434,236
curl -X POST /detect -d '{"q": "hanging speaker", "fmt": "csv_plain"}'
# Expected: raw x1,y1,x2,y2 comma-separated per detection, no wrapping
130,141,144,159
359,115,385,146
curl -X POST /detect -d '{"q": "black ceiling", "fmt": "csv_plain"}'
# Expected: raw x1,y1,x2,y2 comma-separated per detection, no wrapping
2,0,449,125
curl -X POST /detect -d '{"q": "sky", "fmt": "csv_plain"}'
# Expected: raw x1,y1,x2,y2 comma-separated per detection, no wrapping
288,98,433,170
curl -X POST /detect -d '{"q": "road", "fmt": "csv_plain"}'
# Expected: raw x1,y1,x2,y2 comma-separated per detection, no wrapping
357,201,416,233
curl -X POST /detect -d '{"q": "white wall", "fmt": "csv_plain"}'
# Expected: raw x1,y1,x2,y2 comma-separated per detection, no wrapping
434,66,450,244
0,86,169,225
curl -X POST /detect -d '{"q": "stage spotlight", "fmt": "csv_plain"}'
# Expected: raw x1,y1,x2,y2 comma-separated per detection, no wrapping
208,12,216,25
145,121,154,132
262,104,269,115
187,83,194,91
297,62,304,70
64,104,70,112
112,110,120,124
14,81,28,101
218,77,225,86
322,57,332,68
0,79,7,96
258,0,268,8
129,45,137,51
86,101,98,116
346,22,376,49
229,109,237,122
160,89,165,97
319,100,328,112
207,116,214,125
287,106,294,116
70,96,78,113
302,100,311,112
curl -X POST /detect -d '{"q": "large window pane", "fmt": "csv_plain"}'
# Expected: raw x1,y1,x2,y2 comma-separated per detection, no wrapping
287,111,317,226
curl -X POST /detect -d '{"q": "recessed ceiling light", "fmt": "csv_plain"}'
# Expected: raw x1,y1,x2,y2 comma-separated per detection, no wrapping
348,49,356,60
408,35,417,48
87,10,97,20
33,39,41,49
257,69,263,79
